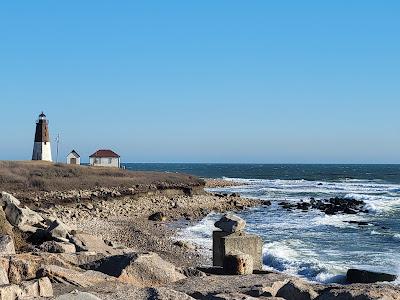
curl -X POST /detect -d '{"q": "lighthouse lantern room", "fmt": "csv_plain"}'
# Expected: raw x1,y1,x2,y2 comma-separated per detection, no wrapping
32,112,52,162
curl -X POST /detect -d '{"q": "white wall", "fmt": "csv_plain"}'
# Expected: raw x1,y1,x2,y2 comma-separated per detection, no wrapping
32,142,52,162
89,157,120,168
66,153,81,165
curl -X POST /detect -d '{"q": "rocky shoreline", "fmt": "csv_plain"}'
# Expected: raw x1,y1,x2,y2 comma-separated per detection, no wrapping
0,171,399,299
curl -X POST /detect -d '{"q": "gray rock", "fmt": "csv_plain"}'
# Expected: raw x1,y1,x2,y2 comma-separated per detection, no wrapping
47,219,71,240
215,213,246,233
57,252,107,266
8,254,45,284
178,267,207,278
40,240,76,253
0,284,22,300
0,265,9,285
0,234,15,255
209,293,259,300
0,192,21,207
0,192,44,232
0,277,53,300
143,287,195,300
70,233,114,254
40,264,114,287
82,252,186,286
20,277,53,298
275,279,319,300
317,285,400,300
56,290,103,300
346,268,397,283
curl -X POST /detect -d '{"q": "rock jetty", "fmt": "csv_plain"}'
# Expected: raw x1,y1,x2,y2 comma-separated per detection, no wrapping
278,197,368,215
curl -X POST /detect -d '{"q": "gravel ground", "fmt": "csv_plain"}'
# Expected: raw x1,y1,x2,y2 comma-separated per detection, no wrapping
42,192,263,268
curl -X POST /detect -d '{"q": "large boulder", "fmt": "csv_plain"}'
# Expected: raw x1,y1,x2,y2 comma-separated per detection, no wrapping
82,252,186,286
8,254,44,284
46,219,72,241
318,285,400,300
58,252,107,266
346,268,397,283
56,290,103,300
40,240,76,253
40,264,115,287
70,232,114,254
275,279,319,300
0,277,53,300
0,234,15,255
0,208,14,237
0,266,9,285
7,252,73,284
19,277,53,298
215,214,246,233
0,192,44,232
209,293,259,300
143,287,196,300
0,284,22,300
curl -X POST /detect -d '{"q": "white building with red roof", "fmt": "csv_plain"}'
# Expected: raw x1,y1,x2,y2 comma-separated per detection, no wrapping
89,149,121,168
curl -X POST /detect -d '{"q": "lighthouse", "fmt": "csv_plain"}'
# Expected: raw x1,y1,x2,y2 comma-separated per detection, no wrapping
32,112,52,162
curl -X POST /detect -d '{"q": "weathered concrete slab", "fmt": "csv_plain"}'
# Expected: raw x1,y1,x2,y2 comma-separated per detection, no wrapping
213,231,263,270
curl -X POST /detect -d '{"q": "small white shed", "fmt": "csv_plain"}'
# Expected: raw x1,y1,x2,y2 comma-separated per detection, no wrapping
66,150,81,165
89,149,120,168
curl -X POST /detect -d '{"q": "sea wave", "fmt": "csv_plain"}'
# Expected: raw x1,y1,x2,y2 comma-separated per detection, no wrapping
179,176,400,284
314,214,367,229
174,212,219,253
262,241,347,283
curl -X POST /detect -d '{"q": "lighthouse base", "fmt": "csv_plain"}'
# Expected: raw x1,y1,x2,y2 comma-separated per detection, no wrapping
32,142,52,162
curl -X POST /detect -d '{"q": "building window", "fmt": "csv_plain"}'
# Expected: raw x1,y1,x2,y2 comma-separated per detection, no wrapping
108,158,112,164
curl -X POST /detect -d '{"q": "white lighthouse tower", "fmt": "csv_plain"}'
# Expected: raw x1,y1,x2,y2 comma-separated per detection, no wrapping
32,112,52,162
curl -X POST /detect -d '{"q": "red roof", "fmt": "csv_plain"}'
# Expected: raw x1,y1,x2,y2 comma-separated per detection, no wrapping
89,149,120,158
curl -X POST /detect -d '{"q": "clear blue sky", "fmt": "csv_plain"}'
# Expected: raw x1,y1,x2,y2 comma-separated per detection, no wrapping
1,1,399,163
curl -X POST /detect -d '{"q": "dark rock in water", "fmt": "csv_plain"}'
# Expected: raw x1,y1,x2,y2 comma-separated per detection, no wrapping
261,200,271,206
279,197,367,216
317,183,323,186
278,201,296,210
346,221,370,226
346,269,397,283
296,202,311,211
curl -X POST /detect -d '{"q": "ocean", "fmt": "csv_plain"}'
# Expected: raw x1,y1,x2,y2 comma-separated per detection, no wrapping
123,163,400,284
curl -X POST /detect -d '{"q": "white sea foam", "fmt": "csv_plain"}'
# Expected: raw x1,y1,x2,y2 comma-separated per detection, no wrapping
175,212,219,253
370,230,383,235
314,214,367,229
183,176,400,284
263,241,347,283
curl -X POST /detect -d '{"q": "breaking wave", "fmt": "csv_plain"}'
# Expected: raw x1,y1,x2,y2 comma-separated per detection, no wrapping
180,176,400,284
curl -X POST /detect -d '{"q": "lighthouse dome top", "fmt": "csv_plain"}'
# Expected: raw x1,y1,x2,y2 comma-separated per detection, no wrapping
39,112,47,119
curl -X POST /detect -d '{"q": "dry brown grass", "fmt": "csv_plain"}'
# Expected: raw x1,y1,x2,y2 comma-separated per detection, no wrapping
0,161,204,195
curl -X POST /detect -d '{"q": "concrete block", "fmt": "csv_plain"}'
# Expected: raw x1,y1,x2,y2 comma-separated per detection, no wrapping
223,253,253,275
213,230,263,270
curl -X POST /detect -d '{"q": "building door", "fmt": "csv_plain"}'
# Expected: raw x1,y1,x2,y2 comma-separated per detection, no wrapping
70,158,77,164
